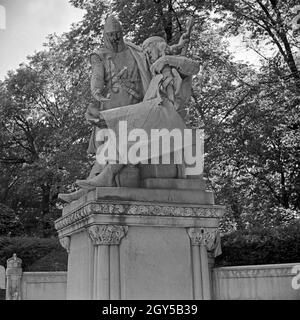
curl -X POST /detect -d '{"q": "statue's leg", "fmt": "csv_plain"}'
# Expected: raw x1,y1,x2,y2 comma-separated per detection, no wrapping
58,188,91,203
76,164,124,189
87,161,105,179
58,162,105,203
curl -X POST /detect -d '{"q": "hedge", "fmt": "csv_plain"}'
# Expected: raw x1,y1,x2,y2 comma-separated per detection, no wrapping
0,237,67,271
216,220,300,266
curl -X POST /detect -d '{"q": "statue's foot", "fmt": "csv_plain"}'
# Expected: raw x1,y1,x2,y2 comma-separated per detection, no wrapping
76,164,124,189
58,189,91,203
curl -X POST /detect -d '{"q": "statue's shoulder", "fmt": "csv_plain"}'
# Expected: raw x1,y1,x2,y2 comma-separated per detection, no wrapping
90,47,112,63
125,41,143,53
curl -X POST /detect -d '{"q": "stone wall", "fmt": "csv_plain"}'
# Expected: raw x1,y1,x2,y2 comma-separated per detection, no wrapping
21,272,67,300
4,254,67,300
17,263,300,300
213,263,300,300
3,255,300,299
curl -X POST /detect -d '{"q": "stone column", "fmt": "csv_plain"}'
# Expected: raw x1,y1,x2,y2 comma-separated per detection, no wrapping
6,254,22,300
88,225,128,300
188,228,221,300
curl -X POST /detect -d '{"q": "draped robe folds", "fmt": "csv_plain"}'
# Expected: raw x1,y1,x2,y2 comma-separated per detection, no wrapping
98,74,192,165
89,41,198,171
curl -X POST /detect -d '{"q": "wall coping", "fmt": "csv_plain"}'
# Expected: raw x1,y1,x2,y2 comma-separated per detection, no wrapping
23,272,67,276
215,262,300,270
213,263,300,278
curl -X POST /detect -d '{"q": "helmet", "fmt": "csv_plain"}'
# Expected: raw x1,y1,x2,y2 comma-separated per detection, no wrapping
104,15,123,33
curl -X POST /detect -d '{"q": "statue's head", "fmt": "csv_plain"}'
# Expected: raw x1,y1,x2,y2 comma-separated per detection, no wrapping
142,36,167,65
103,15,125,52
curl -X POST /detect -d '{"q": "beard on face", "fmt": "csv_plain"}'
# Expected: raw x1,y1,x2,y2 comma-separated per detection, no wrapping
105,33,125,53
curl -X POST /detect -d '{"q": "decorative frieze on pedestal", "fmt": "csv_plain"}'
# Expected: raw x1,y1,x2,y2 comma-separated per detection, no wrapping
55,201,224,232
88,225,128,245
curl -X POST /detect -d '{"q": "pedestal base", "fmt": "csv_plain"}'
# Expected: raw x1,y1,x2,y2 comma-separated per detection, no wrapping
55,188,224,300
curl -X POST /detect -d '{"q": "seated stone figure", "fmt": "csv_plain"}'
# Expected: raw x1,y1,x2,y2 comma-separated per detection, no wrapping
142,35,200,120
141,36,201,179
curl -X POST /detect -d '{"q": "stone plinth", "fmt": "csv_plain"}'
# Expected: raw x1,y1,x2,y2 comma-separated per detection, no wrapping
141,178,207,190
55,187,224,300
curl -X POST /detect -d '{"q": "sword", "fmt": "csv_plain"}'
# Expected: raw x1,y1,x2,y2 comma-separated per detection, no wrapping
181,17,195,56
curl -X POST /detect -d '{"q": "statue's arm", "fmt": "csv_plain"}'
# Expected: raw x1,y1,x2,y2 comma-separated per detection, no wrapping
166,33,190,55
90,53,106,101
167,42,185,56
151,55,200,77
86,53,110,124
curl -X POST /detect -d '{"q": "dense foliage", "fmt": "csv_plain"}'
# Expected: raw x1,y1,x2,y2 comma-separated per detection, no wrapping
0,0,299,241
216,220,300,266
0,237,67,271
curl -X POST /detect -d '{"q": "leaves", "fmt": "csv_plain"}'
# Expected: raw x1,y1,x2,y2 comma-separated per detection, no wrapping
0,0,299,237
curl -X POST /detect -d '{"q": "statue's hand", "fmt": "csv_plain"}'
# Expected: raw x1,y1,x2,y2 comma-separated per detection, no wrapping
86,103,100,124
150,56,168,74
85,98,110,125
99,98,111,110
92,89,110,106
179,32,190,47
94,94,111,110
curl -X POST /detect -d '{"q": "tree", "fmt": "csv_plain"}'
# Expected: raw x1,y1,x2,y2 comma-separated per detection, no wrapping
211,0,300,82
0,203,20,236
0,0,299,236
0,43,92,236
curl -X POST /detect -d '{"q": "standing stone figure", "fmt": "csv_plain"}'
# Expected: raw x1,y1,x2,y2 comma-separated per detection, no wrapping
59,15,151,202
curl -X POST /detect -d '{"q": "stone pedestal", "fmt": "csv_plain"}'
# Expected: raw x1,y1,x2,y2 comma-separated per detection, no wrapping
55,187,224,300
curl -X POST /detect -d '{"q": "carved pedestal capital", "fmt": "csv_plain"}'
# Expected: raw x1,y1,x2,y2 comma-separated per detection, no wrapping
59,236,71,253
88,225,128,245
187,228,221,257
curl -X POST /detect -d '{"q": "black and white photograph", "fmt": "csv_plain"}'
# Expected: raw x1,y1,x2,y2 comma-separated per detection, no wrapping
0,0,299,305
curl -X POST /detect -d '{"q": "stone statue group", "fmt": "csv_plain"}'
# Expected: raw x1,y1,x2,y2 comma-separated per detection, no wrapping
59,15,201,203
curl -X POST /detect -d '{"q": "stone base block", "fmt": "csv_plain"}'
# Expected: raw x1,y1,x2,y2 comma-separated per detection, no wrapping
55,188,225,300
141,178,207,190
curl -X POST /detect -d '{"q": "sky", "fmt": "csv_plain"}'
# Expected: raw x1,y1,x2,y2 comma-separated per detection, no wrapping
0,0,264,81
0,0,84,80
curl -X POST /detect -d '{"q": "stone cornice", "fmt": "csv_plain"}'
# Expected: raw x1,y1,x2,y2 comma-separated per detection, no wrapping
88,225,128,245
55,201,224,231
